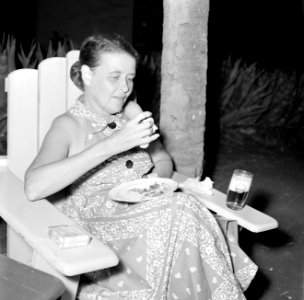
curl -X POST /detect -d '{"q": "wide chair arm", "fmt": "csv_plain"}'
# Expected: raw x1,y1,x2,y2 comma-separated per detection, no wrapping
172,172,278,233
0,157,118,300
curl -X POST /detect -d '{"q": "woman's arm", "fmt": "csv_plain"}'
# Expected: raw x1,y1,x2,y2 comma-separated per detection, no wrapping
147,139,174,178
125,101,172,177
24,114,109,201
25,111,159,201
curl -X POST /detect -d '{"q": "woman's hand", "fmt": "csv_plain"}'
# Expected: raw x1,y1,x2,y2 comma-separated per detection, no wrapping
108,111,160,153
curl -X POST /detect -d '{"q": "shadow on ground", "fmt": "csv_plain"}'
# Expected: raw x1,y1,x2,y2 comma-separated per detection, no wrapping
210,142,304,300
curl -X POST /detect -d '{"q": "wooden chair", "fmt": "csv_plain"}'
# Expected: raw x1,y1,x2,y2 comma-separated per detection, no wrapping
0,51,119,300
0,50,278,300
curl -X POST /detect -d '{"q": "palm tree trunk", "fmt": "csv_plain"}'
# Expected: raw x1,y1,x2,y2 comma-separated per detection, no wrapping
160,0,209,177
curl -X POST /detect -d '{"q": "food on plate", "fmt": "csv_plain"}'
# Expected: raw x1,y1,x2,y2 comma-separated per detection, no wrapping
126,182,171,199
110,178,178,202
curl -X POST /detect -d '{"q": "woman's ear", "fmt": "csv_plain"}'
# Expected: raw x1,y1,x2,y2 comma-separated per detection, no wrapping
81,65,92,86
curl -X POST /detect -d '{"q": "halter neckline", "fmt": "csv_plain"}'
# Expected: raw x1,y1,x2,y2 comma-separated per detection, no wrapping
69,96,125,137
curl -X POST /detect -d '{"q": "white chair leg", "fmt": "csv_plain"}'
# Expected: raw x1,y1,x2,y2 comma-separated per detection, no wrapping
6,226,33,264
7,226,80,300
31,251,80,300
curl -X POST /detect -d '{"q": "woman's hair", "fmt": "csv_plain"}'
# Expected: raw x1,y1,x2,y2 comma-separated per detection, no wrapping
70,33,139,90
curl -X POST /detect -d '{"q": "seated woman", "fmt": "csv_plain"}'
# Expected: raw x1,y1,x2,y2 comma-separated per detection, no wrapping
24,33,257,300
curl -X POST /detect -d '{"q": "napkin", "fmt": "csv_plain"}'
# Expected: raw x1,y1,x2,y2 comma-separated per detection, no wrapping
179,177,214,196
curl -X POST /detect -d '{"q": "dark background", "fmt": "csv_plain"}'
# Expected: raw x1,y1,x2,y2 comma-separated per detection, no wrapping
1,0,304,70
209,0,304,70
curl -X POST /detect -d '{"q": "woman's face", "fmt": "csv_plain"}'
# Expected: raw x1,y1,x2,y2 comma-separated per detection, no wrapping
85,52,136,116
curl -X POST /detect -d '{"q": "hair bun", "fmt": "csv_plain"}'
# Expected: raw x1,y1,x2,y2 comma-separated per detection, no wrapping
70,61,84,91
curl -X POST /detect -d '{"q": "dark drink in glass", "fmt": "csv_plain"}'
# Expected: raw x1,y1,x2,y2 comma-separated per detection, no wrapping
226,169,253,211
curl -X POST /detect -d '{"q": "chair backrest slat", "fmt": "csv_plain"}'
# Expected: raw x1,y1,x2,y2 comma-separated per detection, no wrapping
38,57,67,148
5,50,80,181
66,50,82,108
6,69,38,180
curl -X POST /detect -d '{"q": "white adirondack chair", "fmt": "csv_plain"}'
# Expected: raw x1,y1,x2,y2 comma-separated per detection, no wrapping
0,50,119,300
0,50,278,300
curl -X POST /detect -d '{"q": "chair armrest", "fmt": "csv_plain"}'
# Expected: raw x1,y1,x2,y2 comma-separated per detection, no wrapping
172,172,278,233
0,166,118,276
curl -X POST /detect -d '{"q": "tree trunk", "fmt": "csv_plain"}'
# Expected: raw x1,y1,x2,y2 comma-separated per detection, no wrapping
160,0,209,178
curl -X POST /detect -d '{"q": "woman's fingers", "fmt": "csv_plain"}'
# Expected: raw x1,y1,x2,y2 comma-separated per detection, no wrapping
139,125,158,149
119,111,159,149
152,124,158,133
132,111,152,124
141,119,158,132
141,132,160,144
140,119,159,138
127,112,157,134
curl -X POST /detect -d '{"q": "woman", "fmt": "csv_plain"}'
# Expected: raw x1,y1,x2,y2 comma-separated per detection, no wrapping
25,33,257,300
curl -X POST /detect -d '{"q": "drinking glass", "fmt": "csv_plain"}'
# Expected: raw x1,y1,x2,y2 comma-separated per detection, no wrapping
226,169,253,211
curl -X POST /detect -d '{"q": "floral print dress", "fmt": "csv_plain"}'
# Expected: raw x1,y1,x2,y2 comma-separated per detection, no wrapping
60,99,257,300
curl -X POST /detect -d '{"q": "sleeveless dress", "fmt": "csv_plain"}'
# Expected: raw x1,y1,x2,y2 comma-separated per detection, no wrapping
60,99,257,300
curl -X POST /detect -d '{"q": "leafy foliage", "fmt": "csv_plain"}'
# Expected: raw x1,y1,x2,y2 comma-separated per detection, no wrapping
219,57,304,149
0,106,6,154
1,34,303,155
136,53,304,151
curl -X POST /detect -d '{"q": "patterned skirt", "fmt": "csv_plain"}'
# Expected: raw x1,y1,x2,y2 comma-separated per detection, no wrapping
62,191,257,300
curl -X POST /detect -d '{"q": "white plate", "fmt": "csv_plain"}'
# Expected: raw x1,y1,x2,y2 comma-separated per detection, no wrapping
109,178,179,203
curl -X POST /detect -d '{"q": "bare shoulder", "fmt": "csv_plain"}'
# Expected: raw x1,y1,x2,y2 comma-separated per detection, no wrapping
52,112,79,129
42,112,83,147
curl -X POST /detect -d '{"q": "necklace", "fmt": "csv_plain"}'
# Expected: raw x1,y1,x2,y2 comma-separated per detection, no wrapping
69,96,125,138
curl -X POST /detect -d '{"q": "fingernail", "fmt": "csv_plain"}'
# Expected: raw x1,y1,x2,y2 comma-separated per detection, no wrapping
140,144,149,149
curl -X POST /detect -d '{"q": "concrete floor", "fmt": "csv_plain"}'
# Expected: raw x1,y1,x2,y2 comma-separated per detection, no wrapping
211,143,304,300
1,143,303,299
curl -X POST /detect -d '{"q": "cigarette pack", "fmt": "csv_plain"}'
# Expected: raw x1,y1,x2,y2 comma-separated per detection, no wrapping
48,225,92,249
